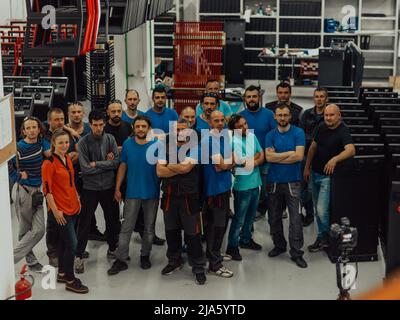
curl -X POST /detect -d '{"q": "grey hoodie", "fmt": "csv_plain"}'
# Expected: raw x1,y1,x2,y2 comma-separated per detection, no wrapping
78,132,119,191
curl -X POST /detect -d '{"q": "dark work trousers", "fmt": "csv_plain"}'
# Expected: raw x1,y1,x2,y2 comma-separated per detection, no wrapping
162,196,206,274
76,188,121,257
49,212,78,281
204,191,231,271
267,182,304,258
76,175,102,235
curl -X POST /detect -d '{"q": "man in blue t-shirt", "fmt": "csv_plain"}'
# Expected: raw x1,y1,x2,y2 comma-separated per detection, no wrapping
194,93,219,135
201,110,234,278
240,85,277,219
195,79,232,120
145,87,178,135
14,117,51,272
122,89,143,124
226,114,264,261
108,115,161,275
265,103,307,269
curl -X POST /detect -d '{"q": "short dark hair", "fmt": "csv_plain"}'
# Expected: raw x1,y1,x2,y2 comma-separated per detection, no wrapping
109,99,122,106
200,92,219,105
228,114,244,131
244,85,261,96
125,89,139,99
152,87,167,99
314,87,329,97
132,115,152,128
88,109,106,124
205,79,219,86
275,102,291,114
276,82,291,93
47,107,64,120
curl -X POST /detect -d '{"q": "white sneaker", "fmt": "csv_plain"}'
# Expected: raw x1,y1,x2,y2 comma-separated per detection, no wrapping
209,266,234,278
221,252,232,261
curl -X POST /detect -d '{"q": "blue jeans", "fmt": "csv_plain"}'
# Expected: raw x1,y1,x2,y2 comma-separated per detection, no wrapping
228,188,260,248
301,158,314,216
49,213,78,281
48,212,78,281
310,171,331,239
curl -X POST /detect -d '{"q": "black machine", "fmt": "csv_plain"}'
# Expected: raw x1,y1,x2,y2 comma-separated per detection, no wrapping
329,155,386,263
38,77,69,116
3,76,31,96
223,19,245,87
21,86,54,121
319,41,364,93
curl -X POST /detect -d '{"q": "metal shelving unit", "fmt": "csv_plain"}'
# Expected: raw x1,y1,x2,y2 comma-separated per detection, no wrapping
154,6,177,62
195,0,399,83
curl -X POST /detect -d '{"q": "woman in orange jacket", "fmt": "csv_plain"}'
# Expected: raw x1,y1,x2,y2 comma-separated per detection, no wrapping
42,129,88,294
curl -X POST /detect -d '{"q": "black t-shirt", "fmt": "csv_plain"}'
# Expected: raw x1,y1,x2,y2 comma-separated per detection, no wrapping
104,121,132,147
311,122,354,175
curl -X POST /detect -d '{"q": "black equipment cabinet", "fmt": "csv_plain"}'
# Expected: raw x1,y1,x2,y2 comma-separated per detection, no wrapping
328,156,386,262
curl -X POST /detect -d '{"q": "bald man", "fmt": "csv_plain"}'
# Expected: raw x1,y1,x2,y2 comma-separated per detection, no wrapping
201,110,234,278
304,104,356,252
180,106,196,128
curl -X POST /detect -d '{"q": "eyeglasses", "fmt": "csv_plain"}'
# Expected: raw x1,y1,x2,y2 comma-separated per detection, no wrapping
23,116,40,122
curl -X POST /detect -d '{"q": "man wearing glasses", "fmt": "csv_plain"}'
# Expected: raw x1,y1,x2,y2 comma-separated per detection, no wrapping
265,103,307,269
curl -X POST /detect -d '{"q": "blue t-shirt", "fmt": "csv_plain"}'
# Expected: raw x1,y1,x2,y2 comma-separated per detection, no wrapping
201,133,232,197
265,125,305,183
145,107,178,134
232,132,262,191
120,137,160,199
121,110,144,124
196,100,232,117
240,107,277,149
194,116,211,134
17,138,51,187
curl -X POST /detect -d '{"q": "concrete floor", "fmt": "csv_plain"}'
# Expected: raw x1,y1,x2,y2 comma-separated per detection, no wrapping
11,201,385,300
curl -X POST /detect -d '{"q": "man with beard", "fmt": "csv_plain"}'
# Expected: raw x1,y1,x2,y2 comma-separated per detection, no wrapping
265,103,307,268
145,87,178,135
105,100,165,246
108,116,160,275
195,79,232,120
157,119,206,285
265,82,303,126
226,114,264,260
195,93,219,133
304,104,355,253
299,88,329,227
105,100,132,152
240,86,277,220
122,89,143,124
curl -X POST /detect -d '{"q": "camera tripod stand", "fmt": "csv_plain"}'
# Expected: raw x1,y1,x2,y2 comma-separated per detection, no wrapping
336,251,357,300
